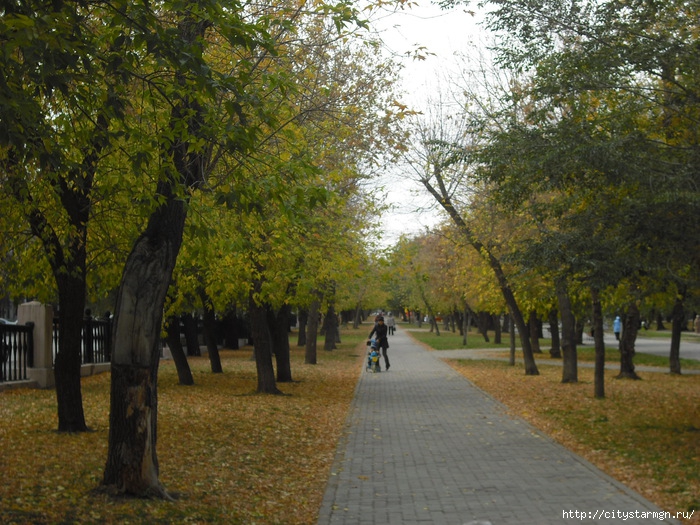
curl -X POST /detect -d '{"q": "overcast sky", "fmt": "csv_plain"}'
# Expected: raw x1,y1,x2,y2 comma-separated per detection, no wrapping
368,1,487,243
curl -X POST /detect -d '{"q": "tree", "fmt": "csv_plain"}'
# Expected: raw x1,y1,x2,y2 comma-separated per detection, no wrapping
403,102,540,374
479,0,700,379
0,0,136,431
101,0,294,496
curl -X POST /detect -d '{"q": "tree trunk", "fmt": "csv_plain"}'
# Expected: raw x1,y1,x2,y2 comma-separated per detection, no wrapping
617,303,641,380
198,287,223,373
270,304,293,382
297,309,308,347
477,311,489,342
222,308,239,349
10,85,111,434
529,310,541,354
430,314,440,335
462,303,470,346
249,287,282,394
323,304,338,351
181,313,200,356
305,299,320,365
105,364,164,497
53,275,90,432
353,302,362,329
547,308,561,358
509,314,516,366
575,320,584,345
655,311,665,330
502,314,509,334
590,287,605,398
669,296,684,374
555,279,577,383
492,314,502,344
103,4,214,497
103,189,187,498
165,315,194,386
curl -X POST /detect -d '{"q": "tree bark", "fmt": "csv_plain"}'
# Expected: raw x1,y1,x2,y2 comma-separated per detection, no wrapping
556,278,577,383
11,166,92,432
249,285,282,394
461,303,470,347
270,304,293,382
165,315,194,386
101,0,221,498
669,296,684,374
617,302,641,380
655,311,665,330
547,308,562,359
509,314,516,366
492,314,502,344
181,313,201,356
103,187,187,498
323,304,338,351
297,309,308,347
590,287,605,398
529,310,541,353
198,287,223,373
352,303,362,329
53,275,90,432
477,311,489,342
305,299,320,365
222,308,239,349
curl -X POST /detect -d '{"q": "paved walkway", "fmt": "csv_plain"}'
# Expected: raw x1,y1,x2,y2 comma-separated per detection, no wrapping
317,326,682,525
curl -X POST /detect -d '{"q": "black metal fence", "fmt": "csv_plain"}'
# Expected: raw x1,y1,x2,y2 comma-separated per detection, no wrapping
0,323,34,382
52,316,112,365
0,314,113,383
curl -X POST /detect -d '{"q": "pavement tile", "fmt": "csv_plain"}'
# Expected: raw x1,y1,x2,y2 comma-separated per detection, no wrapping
317,326,683,525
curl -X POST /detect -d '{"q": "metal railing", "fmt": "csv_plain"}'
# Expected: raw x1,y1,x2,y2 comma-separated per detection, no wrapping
0,323,34,382
52,316,112,365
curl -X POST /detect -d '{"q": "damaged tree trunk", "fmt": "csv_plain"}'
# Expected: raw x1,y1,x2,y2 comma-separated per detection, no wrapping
103,189,188,498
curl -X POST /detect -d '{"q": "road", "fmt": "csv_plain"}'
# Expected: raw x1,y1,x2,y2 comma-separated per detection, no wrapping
623,333,700,361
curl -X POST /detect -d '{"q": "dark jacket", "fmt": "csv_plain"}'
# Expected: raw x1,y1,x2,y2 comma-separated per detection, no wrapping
369,322,389,349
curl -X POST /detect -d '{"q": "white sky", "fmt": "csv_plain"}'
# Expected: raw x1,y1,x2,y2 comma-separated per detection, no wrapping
369,1,488,243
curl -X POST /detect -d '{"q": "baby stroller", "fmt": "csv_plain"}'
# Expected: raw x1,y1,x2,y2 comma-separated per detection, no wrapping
366,338,381,373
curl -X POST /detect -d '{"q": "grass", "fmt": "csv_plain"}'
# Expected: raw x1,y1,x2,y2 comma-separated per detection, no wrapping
407,327,700,524
407,326,700,370
0,328,367,525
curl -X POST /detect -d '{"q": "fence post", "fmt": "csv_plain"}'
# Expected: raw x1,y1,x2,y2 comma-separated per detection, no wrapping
18,301,54,388
84,309,94,364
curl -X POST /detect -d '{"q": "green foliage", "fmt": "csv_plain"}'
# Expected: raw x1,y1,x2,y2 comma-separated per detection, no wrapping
457,0,700,315
408,326,512,350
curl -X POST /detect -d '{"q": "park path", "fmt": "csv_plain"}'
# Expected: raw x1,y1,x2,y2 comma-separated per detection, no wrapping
316,325,682,525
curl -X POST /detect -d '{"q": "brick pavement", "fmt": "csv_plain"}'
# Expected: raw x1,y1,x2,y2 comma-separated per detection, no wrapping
317,326,682,525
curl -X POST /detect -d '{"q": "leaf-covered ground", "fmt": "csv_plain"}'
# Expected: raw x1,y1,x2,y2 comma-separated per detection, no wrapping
0,331,365,524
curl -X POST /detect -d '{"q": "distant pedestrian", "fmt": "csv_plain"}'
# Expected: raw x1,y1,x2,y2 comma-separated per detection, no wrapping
386,313,396,335
613,316,621,341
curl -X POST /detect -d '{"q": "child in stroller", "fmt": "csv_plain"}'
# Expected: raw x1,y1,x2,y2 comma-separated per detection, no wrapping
366,338,381,372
